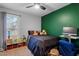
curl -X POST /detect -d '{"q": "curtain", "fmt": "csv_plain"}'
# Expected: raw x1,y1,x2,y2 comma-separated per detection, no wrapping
0,12,6,51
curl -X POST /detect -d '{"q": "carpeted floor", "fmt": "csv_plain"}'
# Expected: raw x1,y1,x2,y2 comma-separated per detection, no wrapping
0,46,33,56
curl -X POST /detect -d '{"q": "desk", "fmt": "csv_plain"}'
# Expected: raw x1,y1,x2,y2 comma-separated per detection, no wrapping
69,36,79,43
60,35,79,43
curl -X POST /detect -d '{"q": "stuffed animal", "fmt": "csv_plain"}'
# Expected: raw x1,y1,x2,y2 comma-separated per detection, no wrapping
48,48,59,56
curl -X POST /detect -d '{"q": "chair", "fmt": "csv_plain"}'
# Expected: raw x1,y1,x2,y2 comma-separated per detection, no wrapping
59,40,76,56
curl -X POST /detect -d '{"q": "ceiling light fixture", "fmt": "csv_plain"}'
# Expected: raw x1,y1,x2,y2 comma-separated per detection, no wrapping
26,3,46,10
34,4,40,9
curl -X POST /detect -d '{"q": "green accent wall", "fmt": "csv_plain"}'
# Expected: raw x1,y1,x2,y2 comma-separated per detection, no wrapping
42,3,79,47
42,3,79,36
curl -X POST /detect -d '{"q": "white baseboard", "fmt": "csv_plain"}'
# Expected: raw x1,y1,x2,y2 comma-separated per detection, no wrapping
0,48,4,52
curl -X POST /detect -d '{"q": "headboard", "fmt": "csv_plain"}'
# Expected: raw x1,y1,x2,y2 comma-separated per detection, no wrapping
28,31,40,35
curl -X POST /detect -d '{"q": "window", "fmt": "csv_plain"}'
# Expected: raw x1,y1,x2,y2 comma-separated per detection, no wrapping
6,14,19,40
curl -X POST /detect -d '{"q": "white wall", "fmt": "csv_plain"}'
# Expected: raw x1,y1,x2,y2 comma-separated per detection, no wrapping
0,7,41,38
0,7,41,50
20,14,41,37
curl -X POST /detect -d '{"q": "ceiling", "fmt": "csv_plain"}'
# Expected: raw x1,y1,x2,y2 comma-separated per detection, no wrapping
0,3,70,16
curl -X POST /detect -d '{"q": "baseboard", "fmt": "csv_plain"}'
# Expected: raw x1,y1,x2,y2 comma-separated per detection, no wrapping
0,48,4,52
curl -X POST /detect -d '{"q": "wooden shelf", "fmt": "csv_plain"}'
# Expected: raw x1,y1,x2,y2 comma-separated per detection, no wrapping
6,42,26,50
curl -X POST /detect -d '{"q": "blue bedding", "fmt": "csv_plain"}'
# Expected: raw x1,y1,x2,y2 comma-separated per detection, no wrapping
27,35,58,56
27,35,46,56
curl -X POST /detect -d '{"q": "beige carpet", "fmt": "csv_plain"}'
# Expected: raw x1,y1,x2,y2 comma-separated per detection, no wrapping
0,46,33,56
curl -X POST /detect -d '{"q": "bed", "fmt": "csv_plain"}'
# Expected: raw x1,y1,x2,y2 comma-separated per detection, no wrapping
27,35,59,56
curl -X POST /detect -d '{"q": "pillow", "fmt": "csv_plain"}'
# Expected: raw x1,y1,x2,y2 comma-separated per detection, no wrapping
33,31,38,35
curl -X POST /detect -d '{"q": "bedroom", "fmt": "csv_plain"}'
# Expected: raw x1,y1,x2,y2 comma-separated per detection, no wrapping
0,3,79,56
